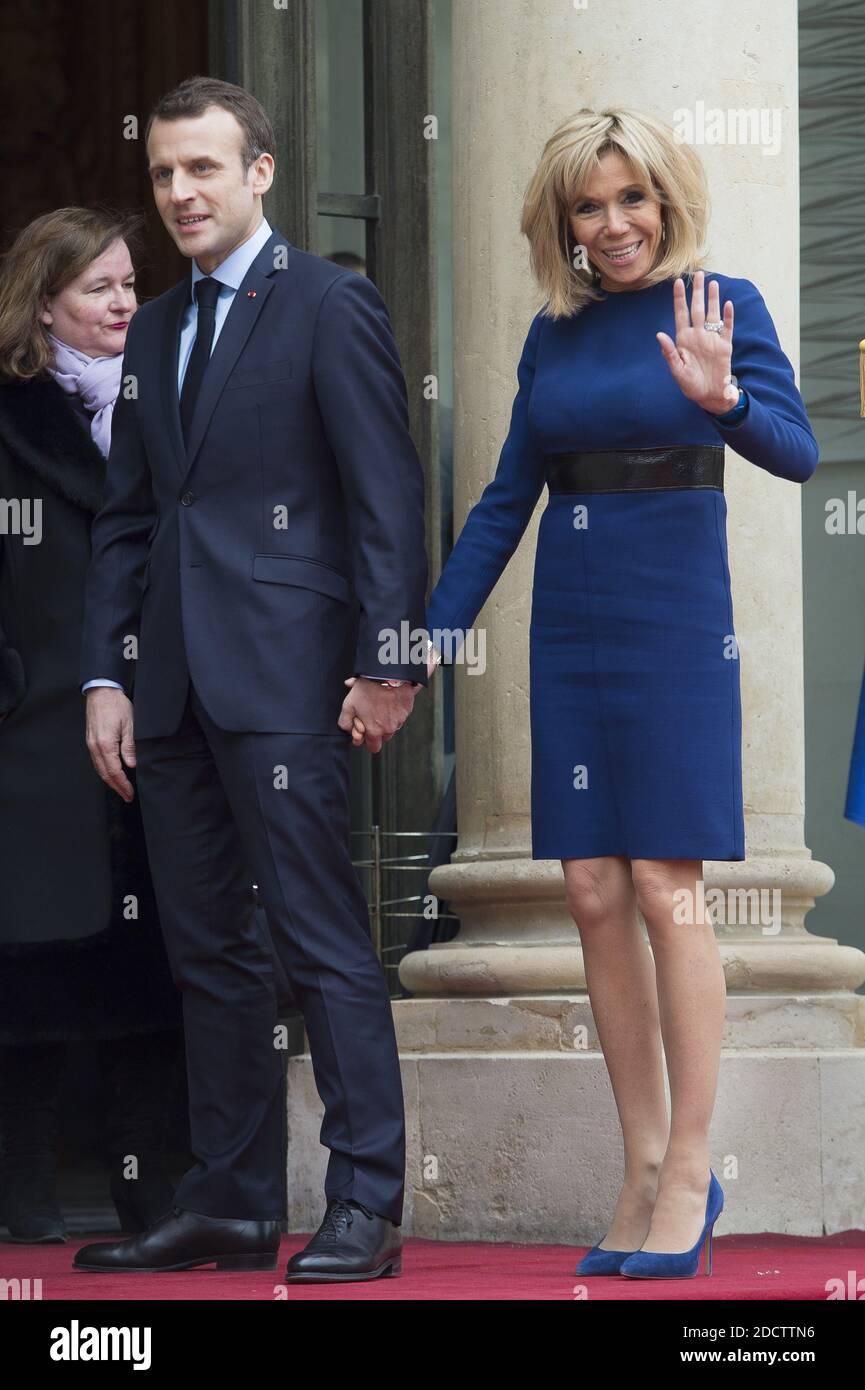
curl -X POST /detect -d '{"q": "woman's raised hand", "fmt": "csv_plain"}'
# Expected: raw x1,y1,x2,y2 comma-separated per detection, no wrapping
656,270,739,415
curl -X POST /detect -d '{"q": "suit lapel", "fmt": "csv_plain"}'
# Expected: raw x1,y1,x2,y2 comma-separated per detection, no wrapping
181,264,275,481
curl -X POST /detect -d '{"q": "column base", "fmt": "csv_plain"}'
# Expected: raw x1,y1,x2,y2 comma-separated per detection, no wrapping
399,852,865,996
284,995,865,1240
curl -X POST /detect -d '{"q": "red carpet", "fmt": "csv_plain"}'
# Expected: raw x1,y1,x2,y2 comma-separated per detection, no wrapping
2,1230,863,1300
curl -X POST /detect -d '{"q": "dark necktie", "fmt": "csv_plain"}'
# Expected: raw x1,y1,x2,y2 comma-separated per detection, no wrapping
180,276,221,445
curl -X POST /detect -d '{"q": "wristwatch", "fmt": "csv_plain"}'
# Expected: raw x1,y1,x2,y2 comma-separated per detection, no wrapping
712,388,748,422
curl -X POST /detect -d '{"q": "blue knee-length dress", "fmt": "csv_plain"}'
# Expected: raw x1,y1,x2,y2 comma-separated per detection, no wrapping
426,272,818,862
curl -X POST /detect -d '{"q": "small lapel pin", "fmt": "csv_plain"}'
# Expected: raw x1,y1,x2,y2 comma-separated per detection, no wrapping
247,290,257,298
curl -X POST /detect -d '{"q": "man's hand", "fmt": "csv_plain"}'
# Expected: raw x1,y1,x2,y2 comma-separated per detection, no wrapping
339,677,418,753
85,687,137,802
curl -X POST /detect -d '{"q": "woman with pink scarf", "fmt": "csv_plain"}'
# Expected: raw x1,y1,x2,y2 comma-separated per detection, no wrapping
0,208,181,1243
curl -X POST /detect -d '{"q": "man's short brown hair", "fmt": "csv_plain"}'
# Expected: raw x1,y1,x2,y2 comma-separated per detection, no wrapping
145,76,275,173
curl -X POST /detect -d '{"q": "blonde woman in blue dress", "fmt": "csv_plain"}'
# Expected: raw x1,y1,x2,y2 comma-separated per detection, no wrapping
350,107,817,1278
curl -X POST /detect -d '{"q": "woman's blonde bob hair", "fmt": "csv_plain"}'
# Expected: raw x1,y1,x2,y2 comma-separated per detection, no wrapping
0,206,143,381
521,107,710,319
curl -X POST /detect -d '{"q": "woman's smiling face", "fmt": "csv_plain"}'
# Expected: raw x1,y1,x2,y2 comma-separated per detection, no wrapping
568,150,663,293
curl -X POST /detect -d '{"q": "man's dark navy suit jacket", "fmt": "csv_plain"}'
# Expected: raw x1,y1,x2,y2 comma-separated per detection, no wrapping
80,227,430,737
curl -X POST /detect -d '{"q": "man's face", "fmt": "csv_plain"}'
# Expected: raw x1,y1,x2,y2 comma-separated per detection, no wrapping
147,106,274,273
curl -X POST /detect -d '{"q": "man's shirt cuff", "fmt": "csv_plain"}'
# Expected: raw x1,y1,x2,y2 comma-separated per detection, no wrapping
82,679,124,693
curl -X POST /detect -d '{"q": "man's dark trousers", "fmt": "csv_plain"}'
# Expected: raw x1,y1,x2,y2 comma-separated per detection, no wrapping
134,680,406,1224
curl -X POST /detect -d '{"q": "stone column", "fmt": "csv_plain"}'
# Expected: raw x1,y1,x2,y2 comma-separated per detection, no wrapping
391,0,865,1241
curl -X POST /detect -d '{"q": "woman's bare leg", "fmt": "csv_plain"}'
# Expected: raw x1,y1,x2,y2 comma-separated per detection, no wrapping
562,855,669,1249
629,857,726,1251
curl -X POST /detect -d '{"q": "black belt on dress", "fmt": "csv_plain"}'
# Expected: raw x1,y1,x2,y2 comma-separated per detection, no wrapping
544,445,725,493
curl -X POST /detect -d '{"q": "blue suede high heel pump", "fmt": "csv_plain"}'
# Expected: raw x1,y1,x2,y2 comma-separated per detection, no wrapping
619,1169,724,1279
574,1241,635,1276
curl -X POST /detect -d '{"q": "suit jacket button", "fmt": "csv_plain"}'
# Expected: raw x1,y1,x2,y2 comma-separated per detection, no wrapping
180,491,195,505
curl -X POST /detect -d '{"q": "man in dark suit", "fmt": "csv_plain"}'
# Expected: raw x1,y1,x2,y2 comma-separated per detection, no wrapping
74,76,428,1282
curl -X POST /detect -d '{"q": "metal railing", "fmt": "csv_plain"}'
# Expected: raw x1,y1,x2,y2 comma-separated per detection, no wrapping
351,828,459,988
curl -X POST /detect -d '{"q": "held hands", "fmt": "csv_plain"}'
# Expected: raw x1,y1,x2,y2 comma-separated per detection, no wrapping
339,677,420,753
656,270,739,415
340,645,441,751
85,686,136,802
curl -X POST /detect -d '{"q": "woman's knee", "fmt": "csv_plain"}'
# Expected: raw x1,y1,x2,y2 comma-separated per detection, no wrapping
561,856,633,928
630,858,700,929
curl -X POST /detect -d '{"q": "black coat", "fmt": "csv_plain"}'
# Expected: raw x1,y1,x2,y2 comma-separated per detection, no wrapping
0,375,180,1040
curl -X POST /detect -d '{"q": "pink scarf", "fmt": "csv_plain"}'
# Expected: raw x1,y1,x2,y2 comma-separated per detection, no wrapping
46,332,124,458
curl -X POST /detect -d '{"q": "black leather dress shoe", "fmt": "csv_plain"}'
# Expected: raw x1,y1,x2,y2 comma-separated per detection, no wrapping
285,1198,401,1283
73,1206,280,1272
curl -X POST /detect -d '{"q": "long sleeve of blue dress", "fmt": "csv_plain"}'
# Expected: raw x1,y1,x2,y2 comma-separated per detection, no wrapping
426,310,546,649
707,277,818,483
